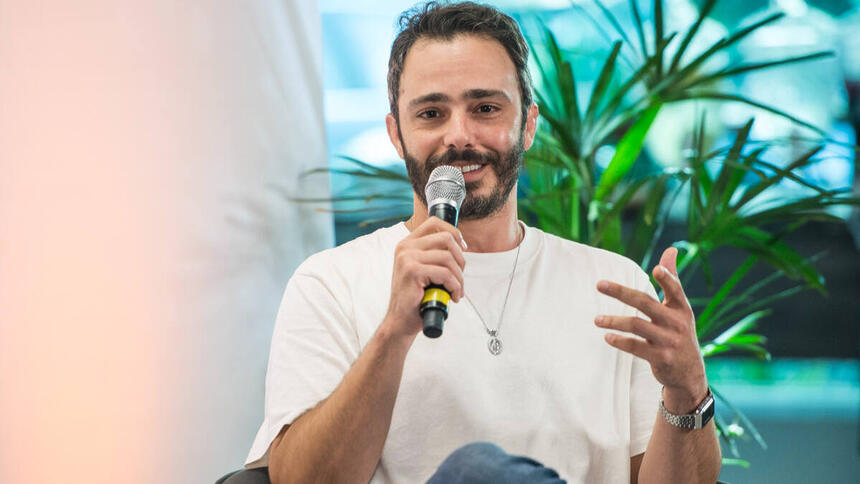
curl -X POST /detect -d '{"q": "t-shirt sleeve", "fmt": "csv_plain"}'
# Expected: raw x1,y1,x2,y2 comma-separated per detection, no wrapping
245,264,361,468
629,267,662,457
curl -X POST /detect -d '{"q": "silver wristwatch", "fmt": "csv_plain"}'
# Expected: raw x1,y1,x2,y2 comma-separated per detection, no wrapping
659,387,715,430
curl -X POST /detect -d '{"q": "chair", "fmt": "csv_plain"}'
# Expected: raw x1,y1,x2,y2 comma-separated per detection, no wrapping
215,467,270,484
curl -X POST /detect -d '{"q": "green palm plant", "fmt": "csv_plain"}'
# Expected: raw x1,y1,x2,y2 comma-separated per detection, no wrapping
523,0,833,245
300,0,860,469
520,0,858,466
298,156,413,227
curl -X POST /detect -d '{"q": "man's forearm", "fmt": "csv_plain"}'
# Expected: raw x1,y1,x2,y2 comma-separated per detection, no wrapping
637,389,722,484
269,320,415,484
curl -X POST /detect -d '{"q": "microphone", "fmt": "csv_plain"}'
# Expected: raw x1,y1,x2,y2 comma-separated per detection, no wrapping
421,165,466,338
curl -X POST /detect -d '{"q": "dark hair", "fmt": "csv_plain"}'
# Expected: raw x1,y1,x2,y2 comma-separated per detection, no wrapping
387,1,533,125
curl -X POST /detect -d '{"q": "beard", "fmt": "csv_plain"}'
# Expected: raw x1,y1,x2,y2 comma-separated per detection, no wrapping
403,135,524,221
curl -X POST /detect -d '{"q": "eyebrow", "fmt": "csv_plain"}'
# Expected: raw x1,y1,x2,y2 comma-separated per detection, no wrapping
409,92,450,109
407,89,511,109
464,89,510,102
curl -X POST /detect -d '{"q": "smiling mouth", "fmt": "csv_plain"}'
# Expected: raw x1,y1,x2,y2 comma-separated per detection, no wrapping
454,164,484,174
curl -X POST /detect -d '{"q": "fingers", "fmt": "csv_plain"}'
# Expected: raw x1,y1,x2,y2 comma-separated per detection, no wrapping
652,264,688,310
387,218,468,336
597,248,703,389
393,218,468,306
420,264,464,302
603,333,655,362
409,232,466,271
658,246,678,275
410,217,467,251
596,280,665,321
394,250,463,300
594,315,668,343
413,249,465,300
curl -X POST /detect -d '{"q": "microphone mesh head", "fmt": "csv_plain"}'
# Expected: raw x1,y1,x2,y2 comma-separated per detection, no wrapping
425,165,466,208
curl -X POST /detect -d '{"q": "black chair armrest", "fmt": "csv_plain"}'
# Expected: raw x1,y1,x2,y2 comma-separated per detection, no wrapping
215,467,270,484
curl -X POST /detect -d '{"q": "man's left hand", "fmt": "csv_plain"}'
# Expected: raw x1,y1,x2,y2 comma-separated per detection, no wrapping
595,247,709,413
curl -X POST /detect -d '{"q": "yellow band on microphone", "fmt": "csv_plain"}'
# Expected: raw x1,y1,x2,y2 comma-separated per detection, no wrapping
421,287,451,305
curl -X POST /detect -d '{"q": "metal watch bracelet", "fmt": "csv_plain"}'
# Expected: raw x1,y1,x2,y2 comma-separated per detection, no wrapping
659,386,715,430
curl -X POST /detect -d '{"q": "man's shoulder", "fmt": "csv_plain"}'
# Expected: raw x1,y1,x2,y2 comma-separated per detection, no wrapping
294,222,406,278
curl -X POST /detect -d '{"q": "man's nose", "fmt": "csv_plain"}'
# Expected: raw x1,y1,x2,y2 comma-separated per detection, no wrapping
441,111,475,150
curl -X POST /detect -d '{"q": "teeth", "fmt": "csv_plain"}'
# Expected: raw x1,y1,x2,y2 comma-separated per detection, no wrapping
457,164,482,174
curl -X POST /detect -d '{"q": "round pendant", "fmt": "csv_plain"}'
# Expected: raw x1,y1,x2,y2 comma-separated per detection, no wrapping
488,336,503,355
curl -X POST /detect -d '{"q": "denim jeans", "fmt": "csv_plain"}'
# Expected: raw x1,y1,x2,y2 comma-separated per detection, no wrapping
426,442,567,484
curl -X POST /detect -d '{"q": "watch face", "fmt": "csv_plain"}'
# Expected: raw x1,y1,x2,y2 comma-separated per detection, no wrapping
700,395,715,426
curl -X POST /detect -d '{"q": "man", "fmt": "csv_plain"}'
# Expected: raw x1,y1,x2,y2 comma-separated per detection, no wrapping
245,2,721,483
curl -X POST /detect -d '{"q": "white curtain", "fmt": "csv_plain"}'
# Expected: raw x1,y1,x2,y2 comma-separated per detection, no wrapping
0,1,332,483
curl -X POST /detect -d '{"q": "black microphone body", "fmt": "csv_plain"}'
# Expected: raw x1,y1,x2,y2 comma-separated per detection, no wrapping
420,201,459,338
420,165,466,338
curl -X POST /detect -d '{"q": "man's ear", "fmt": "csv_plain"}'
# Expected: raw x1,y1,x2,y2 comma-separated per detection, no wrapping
522,103,540,151
386,113,405,160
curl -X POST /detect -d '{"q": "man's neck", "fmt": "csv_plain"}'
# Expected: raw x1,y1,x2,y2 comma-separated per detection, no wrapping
406,192,521,253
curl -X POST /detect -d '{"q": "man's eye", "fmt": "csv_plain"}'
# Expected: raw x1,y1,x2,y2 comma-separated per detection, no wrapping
477,105,497,114
419,110,439,119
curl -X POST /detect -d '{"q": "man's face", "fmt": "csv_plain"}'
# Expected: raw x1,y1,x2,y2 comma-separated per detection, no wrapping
386,34,537,220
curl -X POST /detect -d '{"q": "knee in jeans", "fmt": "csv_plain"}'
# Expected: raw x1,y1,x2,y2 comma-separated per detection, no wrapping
430,442,565,484
439,441,507,471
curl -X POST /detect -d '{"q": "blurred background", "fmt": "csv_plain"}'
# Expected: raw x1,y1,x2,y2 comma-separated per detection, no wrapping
1,1,857,483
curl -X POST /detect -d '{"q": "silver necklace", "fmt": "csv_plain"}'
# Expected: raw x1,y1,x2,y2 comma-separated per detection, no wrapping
463,225,523,356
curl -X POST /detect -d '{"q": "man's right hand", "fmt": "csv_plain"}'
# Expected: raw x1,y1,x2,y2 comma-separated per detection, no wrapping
382,217,467,340
269,217,466,484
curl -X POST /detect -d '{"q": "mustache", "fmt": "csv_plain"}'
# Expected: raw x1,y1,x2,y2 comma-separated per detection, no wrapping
425,148,500,172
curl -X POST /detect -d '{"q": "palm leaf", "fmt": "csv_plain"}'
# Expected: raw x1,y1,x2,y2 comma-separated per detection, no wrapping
531,26,585,157
714,285,807,333
705,309,771,346
584,41,623,130
668,0,717,72
675,91,824,134
723,147,766,208
696,255,756,332
682,51,834,90
628,0,648,60
591,173,664,245
290,193,412,203
306,168,404,180
704,267,785,332
731,227,824,289
740,150,841,200
711,386,768,450
567,1,637,70
714,414,742,458
658,12,785,93
700,342,771,360
732,145,824,209
534,94,582,159
724,333,767,345
591,0,638,59
702,119,754,223
721,458,751,468
654,0,665,78
595,52,662,130
338,155,410,180
594,103,662,201
739,194,860,229
626,172,678,266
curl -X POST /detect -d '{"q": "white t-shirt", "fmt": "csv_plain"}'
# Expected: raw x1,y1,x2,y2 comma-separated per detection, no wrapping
246,222,662,483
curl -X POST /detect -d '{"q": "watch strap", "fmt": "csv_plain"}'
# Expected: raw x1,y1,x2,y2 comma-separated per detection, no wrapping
659,387,715,430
